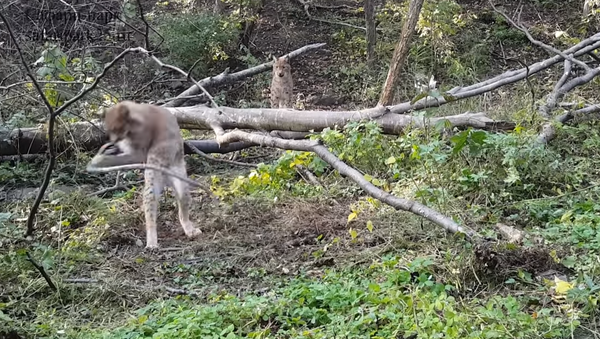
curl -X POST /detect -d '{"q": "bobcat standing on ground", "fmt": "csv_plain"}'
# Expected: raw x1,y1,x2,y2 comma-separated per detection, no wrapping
269,55,294,108
88,101,202,249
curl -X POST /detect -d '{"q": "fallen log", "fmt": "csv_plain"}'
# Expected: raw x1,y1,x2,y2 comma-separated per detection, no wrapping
0,109,513,157
0,124,257,157
171,106,514,134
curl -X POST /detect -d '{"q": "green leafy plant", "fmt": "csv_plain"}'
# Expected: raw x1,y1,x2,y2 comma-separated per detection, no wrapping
60,256,572,338
211,151,328,199
151,12,241,77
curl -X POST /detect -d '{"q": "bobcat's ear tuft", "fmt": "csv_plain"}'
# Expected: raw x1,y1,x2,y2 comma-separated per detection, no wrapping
272,55,278,62
284,55,290,62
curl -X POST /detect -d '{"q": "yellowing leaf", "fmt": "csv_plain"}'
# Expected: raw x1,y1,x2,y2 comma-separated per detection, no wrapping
554,277,573,295
514,125,524,134
349,228,357,239
138,315,148,324
385,156,396,165
560,210,573,223
384,182,391,192
366,220,373,232
347,212,357,223
554,30,566,38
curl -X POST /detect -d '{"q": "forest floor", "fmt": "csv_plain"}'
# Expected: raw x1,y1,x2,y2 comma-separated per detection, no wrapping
2,0,600,338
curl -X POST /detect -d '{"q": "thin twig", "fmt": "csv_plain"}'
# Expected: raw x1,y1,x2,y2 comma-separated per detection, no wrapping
135,0,151,50
63,278,99,283
0,80,89,91
86,162,212,192
0,154,42,162
25,251,57,291
164,286,201,296
152,57,219,109
88,175,141,197
96,3,164,48
296,164,321,186
296,0,380,32
88,185,129,196
587,52,600,63
490,1,591,71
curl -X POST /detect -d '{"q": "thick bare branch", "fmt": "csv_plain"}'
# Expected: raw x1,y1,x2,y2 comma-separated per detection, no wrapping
536,66,600,144
455,33,600,94
539,60,573,118
170,106,513,135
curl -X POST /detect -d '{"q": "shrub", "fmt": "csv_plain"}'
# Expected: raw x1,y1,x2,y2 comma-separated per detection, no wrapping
152,12,241,77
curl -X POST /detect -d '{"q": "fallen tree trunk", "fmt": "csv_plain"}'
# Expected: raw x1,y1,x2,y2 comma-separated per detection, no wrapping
0,124,262,157
171,107,514,134
5,33,599,158
0,110,513,156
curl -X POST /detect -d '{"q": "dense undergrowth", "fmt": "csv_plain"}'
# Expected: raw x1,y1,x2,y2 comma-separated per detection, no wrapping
2,0,600,338
80,257,571,338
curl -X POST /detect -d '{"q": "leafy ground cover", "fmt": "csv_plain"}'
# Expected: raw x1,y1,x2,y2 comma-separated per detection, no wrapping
2,0,600,338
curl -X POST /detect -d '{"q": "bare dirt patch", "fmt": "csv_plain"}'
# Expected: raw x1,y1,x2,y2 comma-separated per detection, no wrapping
473,241,574,282
91,194,405,296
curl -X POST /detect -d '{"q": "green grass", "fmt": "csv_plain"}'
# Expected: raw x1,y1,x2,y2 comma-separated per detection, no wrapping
31,256,570,339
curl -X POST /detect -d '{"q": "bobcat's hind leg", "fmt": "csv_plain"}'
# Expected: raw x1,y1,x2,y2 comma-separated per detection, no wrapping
168,161,202,238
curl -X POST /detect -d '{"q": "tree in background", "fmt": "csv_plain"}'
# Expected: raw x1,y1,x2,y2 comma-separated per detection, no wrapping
378,0,425,106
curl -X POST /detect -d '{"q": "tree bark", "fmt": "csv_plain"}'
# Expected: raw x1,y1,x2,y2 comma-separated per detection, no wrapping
0,124,267,157
0,110,513,157
378,0,425,106
171,106,513,135
365,0,377,68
